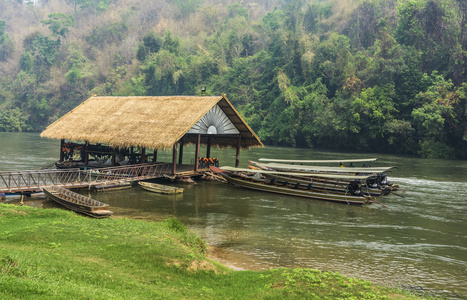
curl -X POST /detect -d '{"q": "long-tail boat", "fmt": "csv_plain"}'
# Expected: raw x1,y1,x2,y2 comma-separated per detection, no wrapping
258,171,386,196
210,166,376,205
254,161,395,174
258,158,379,164
42,186,113,218
250,161,397,195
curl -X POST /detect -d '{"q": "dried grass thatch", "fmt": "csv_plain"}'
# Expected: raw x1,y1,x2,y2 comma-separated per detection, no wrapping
40,95,263,150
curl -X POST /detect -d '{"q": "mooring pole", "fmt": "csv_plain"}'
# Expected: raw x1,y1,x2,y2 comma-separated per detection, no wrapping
178,140,184,165
141,147,146,163
172,143,177,175
84,141,89,166
111,151,116,166
194,134,200,171
235,134,241,167
206,136,211,158
60,139,64,162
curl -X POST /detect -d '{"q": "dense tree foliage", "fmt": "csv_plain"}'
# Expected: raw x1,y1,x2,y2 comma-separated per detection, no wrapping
0,0,466,158
0,20,15,62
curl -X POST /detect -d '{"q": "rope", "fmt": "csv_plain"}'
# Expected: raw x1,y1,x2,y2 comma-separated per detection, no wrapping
373,198,389,208
344,190,350,205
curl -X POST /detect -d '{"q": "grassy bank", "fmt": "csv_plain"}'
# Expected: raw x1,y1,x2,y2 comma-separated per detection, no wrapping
0,204,426,299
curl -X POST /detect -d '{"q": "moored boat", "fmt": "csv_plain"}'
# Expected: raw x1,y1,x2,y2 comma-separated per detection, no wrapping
250,161,397,195
253,161,395,174
138,181,184,194
258,171,386,196
210,166,375,205
42,186,112,218
258,157,378,165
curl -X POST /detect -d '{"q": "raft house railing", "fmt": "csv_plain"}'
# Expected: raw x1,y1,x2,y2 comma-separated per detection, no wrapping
0,162,173,193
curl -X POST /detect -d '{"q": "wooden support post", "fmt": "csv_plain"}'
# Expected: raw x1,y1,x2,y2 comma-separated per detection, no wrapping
130,146,134,164
59,139,64,162
206,136,211,158
111,151,116,166
194,134,200,171
153,150,158,162
178,140,184,165
172,143,177,175
141,147,146,163
235,135,241,167
84,141,89,167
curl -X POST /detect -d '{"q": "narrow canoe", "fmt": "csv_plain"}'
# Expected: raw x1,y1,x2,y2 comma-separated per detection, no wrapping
42,186,112,218
138,181,184,194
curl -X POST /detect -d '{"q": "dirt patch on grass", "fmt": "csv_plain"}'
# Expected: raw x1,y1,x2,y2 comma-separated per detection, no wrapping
6,209,28,215
187,260,220,273
166,258,223,274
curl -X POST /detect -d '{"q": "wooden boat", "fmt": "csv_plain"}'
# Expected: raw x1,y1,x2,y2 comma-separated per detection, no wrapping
258,158,378,164
245,165,387,196
42,186,112,218
55,160,80,169
258,171,387,196
138,181,184,194
210,166,375,205
250,161,397,195
253,161,395,174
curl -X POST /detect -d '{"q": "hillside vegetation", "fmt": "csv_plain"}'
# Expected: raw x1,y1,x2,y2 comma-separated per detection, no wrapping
0,0,466,158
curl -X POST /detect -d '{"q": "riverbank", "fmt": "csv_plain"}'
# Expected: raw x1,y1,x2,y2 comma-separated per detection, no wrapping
0,204,428,299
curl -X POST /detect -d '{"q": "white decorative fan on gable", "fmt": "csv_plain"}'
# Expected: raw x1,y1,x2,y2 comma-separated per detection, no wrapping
188,105,239,135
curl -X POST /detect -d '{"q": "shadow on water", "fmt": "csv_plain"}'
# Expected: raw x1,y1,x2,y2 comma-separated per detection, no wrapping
1,133,467,299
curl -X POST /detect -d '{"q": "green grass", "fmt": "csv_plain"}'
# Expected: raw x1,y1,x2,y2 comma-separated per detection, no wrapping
0,204,428,299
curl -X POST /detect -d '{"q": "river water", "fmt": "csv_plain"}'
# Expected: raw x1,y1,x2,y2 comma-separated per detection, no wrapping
1,132,466,299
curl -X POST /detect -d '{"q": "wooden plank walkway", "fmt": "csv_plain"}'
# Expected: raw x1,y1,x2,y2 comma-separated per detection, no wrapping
0,162,201,194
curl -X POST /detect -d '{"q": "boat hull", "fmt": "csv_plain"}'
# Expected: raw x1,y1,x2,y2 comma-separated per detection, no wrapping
211,167,374,205
261,172,384,197
250,162,394,196
42,186,112,218
138,181,184,194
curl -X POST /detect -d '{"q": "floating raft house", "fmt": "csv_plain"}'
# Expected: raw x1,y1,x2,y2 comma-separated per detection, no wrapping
40,95,263,174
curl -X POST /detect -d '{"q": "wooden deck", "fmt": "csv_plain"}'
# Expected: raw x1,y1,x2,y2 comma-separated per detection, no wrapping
0,163,208,194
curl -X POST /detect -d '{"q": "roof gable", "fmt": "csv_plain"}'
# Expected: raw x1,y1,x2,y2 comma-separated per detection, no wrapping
188,104,240,135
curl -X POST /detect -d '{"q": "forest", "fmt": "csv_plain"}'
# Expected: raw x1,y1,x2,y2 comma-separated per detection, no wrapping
0,0,466,158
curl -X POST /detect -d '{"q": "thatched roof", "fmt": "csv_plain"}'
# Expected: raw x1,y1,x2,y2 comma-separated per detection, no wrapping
40,95,263,150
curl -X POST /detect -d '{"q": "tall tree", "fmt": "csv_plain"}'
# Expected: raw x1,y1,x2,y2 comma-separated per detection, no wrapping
411,73,465,158
41,13,76,40
0,20,15,62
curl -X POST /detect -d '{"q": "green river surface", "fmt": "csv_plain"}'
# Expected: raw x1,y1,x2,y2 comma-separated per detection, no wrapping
1,132,466,299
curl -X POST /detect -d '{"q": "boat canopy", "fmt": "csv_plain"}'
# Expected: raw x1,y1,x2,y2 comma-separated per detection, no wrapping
220,166,374,180
258,158,378,164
